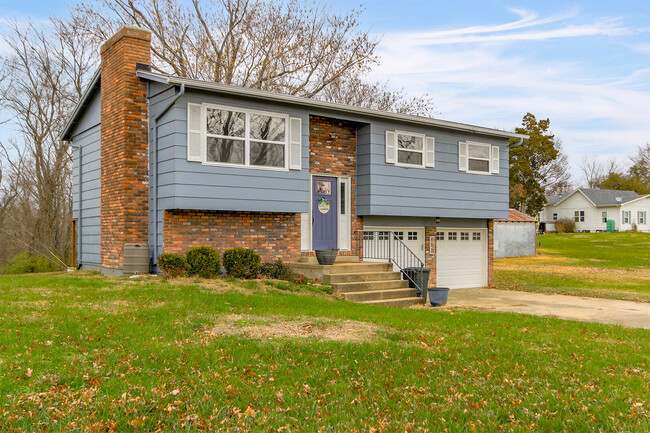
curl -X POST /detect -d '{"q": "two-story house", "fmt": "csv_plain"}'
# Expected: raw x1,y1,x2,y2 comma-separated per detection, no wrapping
61,26,525,292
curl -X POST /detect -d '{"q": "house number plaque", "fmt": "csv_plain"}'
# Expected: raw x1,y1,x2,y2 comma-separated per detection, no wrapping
318,197,331,214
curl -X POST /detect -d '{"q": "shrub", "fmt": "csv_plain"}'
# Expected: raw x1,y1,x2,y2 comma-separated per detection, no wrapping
259,260,295,280
1,252,54,274
185,246,221,278
555,218,576,233
157,253,187,278
223,248,260,279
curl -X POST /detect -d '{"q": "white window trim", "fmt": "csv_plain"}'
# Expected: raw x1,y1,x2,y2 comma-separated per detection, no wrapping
574,210,585,222
639,211,647,225
465,141,493,175
602,211,608,224
202,103,290,172
395,130,426,168
552,213,558,221
623,210,630,224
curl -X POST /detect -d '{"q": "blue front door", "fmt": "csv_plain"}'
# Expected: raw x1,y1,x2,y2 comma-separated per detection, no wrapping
312,176,338,250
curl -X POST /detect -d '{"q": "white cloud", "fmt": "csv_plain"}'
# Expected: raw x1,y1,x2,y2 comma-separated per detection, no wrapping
369,8,650,185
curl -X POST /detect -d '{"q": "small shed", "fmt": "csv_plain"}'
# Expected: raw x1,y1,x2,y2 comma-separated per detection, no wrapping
494,209,537,258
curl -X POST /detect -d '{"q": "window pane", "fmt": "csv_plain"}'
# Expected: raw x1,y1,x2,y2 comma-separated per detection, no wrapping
468,144,490,159
250,114,285,142
206,108,245,137
398,150,423,166
206,137,245,164
397,134,423,151
468,158,489,172
250,141,285,167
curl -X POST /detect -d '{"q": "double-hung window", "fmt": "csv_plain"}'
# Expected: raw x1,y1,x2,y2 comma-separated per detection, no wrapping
552,213,558,221
396,132,425,167
623,211,630,224
602,211,607,223
458,141,500,174
205,106,287,169
574,211,584,222
385,130,435,168
639,211,647,225
188,102,302,171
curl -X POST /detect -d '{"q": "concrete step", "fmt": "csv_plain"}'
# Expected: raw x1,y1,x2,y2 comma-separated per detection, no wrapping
332,279,409,293
343,288,418,302
289,262,393,281
362,297,426,308
298,255,360,264
325,271,402,284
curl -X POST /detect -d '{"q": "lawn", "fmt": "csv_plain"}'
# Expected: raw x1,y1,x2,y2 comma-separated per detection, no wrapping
0,272,648,432
494,232,650,302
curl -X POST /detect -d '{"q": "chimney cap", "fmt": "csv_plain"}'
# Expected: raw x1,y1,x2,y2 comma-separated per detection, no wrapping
100,25,151,55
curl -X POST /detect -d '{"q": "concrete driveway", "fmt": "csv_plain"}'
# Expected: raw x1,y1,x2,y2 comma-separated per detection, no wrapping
444,288,650,330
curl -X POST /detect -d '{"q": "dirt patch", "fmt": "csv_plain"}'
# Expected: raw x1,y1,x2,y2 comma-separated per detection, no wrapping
206,314,378,343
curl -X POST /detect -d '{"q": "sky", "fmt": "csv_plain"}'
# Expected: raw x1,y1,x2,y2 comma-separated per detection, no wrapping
2,0,650,183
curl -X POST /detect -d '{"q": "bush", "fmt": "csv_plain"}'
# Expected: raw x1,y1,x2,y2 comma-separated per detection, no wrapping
185,246,221,278
157,253,187,278
260,260,295,280
223,248,260,279
555,218,576,233
1,252,54,274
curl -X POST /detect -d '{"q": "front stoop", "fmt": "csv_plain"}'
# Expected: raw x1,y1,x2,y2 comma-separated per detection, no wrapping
289,257,424,308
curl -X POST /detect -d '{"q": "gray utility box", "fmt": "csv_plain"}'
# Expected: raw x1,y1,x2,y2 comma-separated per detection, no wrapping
123,243,150,276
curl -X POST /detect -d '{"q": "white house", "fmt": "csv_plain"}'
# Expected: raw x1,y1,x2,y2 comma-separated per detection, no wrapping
540,188,650,233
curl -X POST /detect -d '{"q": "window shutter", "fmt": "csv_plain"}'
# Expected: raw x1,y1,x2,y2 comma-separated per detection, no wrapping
187,103,203,162
458,142,468,172
491,145,500,174
425,136,435,167
385,131,396,164
289,117,302,170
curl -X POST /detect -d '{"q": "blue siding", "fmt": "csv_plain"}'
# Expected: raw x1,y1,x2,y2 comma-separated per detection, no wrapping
356,121,510,219
71,91,101,268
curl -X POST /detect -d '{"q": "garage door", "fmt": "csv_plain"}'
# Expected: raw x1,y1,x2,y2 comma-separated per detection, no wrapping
436,229,487,289
362,227,425,270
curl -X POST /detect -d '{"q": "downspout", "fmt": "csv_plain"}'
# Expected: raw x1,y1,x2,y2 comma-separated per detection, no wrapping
61,141,82,269
150,84,185,271
511,137,524,147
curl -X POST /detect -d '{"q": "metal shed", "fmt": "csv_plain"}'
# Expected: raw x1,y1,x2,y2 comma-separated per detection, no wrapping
494,209,537,258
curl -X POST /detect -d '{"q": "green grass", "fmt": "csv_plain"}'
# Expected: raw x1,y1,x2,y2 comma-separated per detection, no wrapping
495,232,650,302
0,272,648,431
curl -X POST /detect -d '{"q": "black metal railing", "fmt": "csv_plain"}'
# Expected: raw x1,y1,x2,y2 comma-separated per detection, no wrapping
356,230,426,297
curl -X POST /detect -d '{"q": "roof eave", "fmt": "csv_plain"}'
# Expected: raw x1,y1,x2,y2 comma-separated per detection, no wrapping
136,70,528,141
60,68,101,142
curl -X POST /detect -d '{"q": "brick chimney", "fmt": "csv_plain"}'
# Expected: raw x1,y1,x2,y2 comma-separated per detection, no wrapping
100,26,151,275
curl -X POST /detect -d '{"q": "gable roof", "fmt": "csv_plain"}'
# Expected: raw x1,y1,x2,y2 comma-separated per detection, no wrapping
133,70,527,141
495,209,537,222
546,188,642,207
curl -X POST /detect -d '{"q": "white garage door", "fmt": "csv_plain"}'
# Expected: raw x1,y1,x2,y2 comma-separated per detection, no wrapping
436,229,487,289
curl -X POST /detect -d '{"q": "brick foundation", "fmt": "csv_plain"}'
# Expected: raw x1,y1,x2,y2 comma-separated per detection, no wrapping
100,26,151,272
309,115,363,256
163,210,301,262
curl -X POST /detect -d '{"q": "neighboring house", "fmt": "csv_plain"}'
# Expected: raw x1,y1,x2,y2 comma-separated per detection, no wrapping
494,209,537,258
61,26,525,291
540,188,650,233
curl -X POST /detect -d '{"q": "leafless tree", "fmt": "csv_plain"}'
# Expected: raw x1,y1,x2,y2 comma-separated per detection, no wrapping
71,0,435,116
0,19,97,266
580,156,605,188
629,143,650,186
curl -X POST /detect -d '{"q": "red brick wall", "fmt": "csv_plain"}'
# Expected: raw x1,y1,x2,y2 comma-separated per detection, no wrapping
309,115,362,256
100,26,151,272
163,210,301,262
424,226,437,286
487,219,494,286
